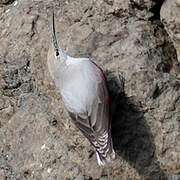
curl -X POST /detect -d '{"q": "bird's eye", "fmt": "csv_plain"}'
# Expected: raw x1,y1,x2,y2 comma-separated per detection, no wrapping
56,51,59,56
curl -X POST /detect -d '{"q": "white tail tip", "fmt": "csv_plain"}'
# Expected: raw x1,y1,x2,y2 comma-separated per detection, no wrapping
96,150,115,166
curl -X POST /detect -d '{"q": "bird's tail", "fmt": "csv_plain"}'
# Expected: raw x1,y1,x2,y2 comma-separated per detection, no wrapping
95,132,115,166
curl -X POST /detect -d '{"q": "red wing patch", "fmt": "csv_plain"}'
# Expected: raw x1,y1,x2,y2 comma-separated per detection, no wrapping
91,60,109,102
105,95,109,102
91,61,106,79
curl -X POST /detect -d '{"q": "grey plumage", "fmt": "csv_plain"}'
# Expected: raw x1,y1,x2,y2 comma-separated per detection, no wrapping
47,13,115,166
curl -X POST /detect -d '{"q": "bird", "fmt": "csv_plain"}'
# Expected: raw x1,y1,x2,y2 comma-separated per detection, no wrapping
47,12,115,166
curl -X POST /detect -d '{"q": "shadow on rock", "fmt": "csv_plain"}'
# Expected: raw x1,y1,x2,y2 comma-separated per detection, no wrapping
106,71,167,180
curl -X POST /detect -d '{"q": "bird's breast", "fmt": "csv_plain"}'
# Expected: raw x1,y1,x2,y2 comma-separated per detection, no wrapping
55,61,101,114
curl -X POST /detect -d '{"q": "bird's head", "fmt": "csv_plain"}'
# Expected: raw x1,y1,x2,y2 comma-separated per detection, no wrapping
47,12,67,79
51,12,67,61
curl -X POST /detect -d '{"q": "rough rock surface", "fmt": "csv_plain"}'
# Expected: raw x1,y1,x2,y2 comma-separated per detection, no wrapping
161,0,180,65
0,0,15,6
0,0,180,179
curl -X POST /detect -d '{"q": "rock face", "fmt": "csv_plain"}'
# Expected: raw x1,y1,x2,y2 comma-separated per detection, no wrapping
0,0,15,6
161,0,180,65
0,0,180,179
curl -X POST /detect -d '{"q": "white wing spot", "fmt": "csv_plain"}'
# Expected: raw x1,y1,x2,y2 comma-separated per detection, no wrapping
96,152,105,166
41,144,46,150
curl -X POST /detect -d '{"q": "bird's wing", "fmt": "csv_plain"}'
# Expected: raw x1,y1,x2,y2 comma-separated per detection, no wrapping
63,60,110,134
63,60,113,164
67,71,110,139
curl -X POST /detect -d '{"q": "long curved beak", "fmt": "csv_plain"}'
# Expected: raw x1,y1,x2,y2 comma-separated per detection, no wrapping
51,12,59,54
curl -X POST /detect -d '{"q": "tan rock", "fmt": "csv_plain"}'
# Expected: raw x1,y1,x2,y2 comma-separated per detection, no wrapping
0,0,179,179
176,0,180,6
161,0,180,63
